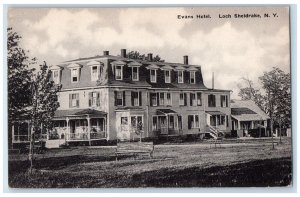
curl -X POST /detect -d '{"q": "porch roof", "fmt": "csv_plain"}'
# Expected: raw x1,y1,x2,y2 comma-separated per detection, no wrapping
157,109,177,115
231,114,265,122
54,109,107,119
205,111,226,116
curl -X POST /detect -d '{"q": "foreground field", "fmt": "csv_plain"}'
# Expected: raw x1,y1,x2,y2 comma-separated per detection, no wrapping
9,138,292,188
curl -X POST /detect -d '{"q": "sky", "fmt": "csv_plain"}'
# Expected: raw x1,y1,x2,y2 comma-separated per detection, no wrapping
8,7,290,98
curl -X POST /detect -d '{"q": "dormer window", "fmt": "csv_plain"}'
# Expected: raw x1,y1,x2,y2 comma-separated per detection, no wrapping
165,70,171,83
88,61,103,82
190,71,195,84
91,66,98,81
72,68,79,83
111,60,126,81
128,61,142,82
53,70,60,84
67,63,82,83
178,71,184,83
132,67,139,81
150,69,157,83
115,65,123,80
49,65,63,84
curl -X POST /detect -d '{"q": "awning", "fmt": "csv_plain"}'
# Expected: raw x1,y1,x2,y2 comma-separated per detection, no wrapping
157,109,178,115
205,111,226,116
53,109,107,120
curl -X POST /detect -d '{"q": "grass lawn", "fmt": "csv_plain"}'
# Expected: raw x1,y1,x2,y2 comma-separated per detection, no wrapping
8,137,292,188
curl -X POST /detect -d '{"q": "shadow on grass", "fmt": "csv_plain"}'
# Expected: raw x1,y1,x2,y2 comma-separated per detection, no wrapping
129,157,292,187
9,154,116,174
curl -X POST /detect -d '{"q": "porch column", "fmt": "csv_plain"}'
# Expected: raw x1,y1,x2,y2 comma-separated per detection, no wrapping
66,117,70,140
104,117,107,138
12,124,15,143
87,116,91,146
166,115,169,135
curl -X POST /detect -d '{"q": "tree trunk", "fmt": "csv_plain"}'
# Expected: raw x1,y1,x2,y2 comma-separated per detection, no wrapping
29,127,35,174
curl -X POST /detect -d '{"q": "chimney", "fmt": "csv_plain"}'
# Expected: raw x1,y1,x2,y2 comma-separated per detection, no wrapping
103,51,109,56
183,55,188,65
121,49,127,58
212,72,214,89
148,53,153,61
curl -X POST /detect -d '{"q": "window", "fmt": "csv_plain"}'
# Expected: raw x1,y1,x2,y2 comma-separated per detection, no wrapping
166,93,172,105
190,93,196,106
121,117,129,132
188,115,200,129
179,93,187,106
69,93,79,108
115,65,123,80
220,115,225,125
197,92,202,106
159,93,165,105
150,93,158,106
131,116,143,131
152,116,158,131
52,70,60,84
165,70,171,83
208,94,216,107
178,71,184,83
132,67,139,81
190,71,195,84
178,115,182,130
71,68,79,82
150,69,157,83
89,92,100,107
114,91,125,106
131,91,142,106
91,66,98,81
221,95,228,107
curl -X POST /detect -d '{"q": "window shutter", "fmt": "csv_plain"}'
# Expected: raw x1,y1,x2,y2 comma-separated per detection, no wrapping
226,95,228,107
184,93,187,106
150,93,153,106
69,94,72,108
190,93,193,106
188,116,192,129
123,91,126,106
114,91,117,106
97,92,100,106
131,92,134,106
139,92,142,106
157,93,160,106
88,92,92,107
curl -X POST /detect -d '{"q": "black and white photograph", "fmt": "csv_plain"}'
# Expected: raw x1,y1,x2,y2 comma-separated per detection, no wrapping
6,5,293,189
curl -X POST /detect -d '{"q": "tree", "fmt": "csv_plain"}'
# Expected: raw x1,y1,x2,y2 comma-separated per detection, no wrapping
7,28,61,172
28,62,61,172
8,28,35,124
259,67,291,130
238,77,266,111
126,51,165,62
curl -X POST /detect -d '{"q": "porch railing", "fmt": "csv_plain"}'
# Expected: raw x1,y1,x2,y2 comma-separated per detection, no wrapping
66,132,106,141
13,134,48,142
90,132,106,139
154,128,182,136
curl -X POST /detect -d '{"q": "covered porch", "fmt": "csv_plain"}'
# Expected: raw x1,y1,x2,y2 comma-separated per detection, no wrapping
152,109,183,136
52,109,107,144
11,120,48,144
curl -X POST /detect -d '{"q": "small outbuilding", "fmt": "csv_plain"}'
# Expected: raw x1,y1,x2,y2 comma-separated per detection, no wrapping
231,100,270,137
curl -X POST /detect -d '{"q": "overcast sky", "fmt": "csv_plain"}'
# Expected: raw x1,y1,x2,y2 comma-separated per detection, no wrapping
8,7,290,98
